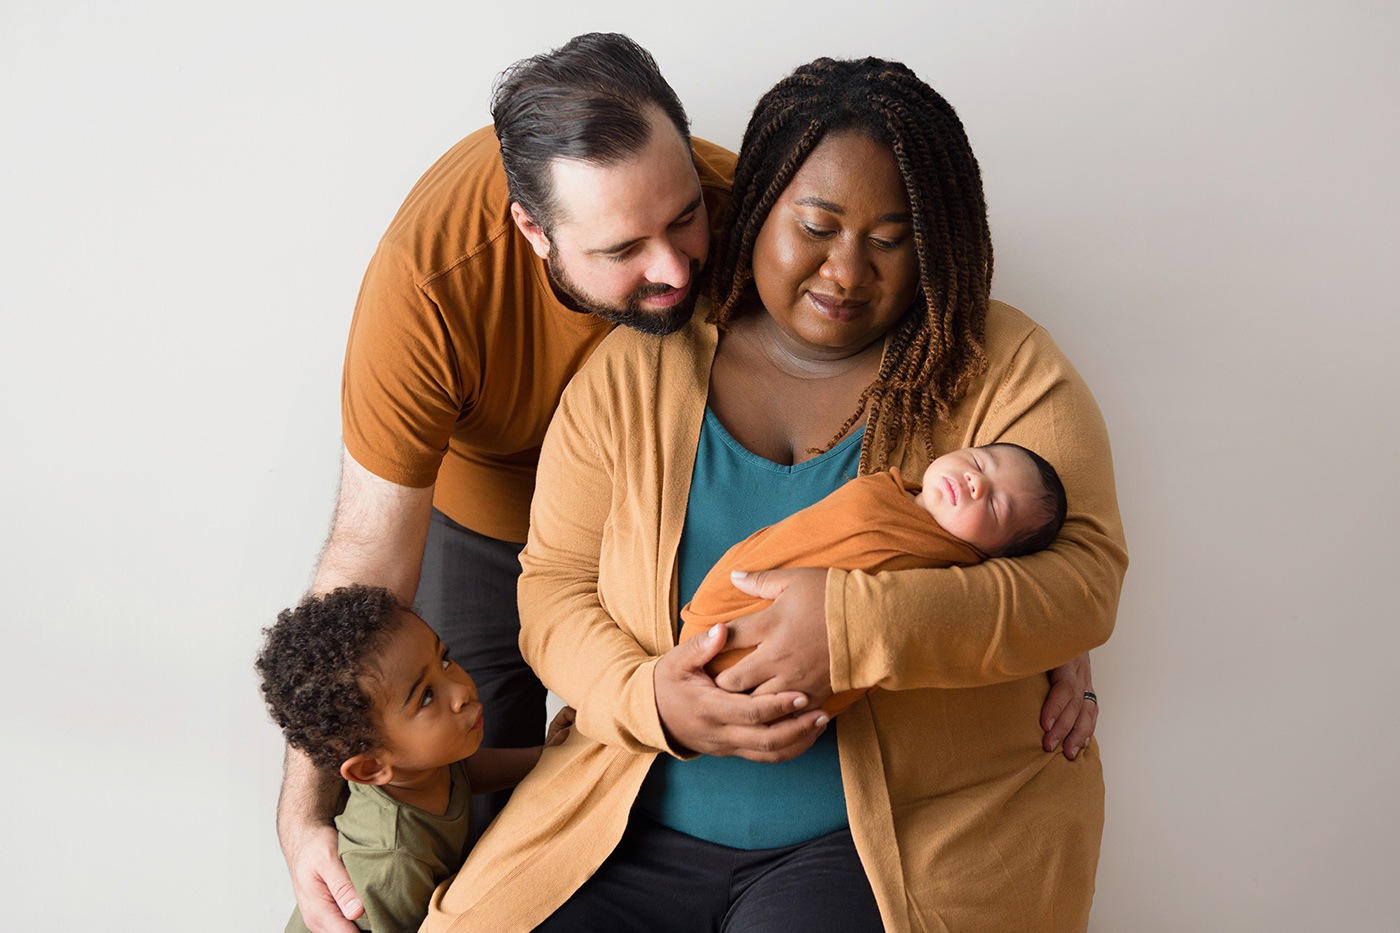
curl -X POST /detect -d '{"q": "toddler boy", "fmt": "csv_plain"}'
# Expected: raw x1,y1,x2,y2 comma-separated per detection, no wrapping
256,585,571,932
678,443,1067,715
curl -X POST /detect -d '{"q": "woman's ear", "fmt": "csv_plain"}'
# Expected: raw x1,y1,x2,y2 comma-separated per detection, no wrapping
340,752,394,786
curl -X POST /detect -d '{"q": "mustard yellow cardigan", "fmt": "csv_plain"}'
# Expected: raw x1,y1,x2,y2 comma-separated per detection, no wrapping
425,301,1128,933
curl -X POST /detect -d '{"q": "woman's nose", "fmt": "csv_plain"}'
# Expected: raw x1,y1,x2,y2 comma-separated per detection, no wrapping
819,240,874,288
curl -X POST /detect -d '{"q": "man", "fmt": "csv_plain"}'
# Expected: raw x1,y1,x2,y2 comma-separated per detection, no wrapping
281,33,1098,933
281,34,736,933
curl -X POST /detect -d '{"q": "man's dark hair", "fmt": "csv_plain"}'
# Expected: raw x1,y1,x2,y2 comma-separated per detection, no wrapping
254,585,406,770
708,57,993,472
490,32,690,234
987,443,1069,558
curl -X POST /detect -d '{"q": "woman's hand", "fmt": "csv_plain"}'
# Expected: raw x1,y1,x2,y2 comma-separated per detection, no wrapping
1041,652,1098,760
712,568,834,705
654,622,828,762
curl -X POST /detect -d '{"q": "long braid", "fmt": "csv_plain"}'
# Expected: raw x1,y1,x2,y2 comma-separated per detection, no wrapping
708,58,994,472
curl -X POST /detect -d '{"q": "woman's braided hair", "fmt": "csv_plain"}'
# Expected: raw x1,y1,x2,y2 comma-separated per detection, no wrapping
707,57,993,470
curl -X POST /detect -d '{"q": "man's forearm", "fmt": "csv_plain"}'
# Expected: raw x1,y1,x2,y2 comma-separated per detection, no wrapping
277,744,346,850
310,448,436,603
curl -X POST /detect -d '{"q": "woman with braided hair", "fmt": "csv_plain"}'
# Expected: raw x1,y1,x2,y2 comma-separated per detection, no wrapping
425,57,1126,933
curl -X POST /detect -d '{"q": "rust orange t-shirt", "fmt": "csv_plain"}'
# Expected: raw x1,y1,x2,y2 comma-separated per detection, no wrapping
677,468,985,715
341,127,735,542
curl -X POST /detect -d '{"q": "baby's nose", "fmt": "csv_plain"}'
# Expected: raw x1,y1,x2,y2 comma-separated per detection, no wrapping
965,472,984,499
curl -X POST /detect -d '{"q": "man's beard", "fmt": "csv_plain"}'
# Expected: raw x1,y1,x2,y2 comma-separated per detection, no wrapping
548,245,701,336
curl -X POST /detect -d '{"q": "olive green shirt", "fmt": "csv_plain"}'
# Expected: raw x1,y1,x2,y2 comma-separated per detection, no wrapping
286,761,472,933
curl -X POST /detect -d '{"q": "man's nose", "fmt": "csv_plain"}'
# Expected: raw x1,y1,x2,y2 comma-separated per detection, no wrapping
645,244,691,289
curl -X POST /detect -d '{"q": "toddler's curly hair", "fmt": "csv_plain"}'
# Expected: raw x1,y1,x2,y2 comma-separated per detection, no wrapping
255,585,405,770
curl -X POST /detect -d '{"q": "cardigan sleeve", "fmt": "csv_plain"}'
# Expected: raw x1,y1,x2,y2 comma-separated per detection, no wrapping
516,351,679,756
826,317,1129,692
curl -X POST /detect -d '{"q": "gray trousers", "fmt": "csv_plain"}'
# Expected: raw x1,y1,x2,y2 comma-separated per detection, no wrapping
414,509,545,839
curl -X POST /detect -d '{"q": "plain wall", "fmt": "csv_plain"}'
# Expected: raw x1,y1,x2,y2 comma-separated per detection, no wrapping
3,1,1396,929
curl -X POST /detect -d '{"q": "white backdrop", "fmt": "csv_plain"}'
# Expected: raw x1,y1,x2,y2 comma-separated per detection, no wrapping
3,2,1397,929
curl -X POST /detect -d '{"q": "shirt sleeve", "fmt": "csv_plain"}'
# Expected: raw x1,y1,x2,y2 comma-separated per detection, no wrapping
827,319,1130,691
516,350,684,757
340,847,441,933
341,242,474,489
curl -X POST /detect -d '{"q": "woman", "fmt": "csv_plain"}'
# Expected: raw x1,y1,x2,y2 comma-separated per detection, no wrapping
427,57,1127,932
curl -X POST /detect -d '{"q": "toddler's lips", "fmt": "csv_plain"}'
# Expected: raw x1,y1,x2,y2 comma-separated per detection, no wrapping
943,476,959,506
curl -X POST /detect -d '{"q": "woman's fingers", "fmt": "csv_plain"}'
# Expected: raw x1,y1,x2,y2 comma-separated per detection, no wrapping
655,633,814,757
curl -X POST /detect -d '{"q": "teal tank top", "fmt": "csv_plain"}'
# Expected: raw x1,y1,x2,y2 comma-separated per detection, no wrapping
634,407,863,849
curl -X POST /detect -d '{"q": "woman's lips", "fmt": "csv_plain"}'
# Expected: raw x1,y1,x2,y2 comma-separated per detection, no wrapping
806,291,865,321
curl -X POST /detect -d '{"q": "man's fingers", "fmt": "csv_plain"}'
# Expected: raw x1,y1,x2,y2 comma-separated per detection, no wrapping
328,875,365,923
290,829,363,932
1062,698,1099,761
294,866,363,932
1041,680,1077,751
1042,695,1078,753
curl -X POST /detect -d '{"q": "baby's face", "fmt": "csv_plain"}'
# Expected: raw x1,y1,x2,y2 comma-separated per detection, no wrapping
915,445,1045,554
363,613,485,772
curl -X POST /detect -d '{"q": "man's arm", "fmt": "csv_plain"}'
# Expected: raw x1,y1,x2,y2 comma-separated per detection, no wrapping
279,447,436,933
311,448,436,599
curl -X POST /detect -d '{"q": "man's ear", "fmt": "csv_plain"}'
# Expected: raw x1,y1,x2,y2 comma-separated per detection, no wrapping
510,203,552,260
341,752,394,787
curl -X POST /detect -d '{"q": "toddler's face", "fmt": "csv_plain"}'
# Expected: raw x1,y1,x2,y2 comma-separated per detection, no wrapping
916,445,1045,554
364,613,485,771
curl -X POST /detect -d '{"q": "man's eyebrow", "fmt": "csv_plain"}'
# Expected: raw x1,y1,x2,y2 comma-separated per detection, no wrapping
793,196,911,223
587,195,703,256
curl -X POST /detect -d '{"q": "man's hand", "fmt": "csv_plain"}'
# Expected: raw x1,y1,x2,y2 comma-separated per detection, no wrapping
284,823,363,932
1041,652,1098,760
278,747,362,932
712,568,833,706
654,622,827,762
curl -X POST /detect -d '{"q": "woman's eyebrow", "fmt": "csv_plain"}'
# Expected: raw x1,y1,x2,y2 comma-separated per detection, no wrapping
793,196,911,224
795,196,844,213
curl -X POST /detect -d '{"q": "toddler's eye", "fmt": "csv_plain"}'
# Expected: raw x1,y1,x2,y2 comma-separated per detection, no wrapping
420,686,434,708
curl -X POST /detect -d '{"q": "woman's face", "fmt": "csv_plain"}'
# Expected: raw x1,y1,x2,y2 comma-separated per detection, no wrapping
750,131,919,360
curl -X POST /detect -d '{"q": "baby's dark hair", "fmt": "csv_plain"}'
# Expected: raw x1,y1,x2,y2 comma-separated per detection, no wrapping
987,443,1068,558
254,585,406,770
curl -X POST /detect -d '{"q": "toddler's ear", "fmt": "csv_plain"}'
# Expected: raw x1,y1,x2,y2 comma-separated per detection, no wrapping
341,753,393,786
